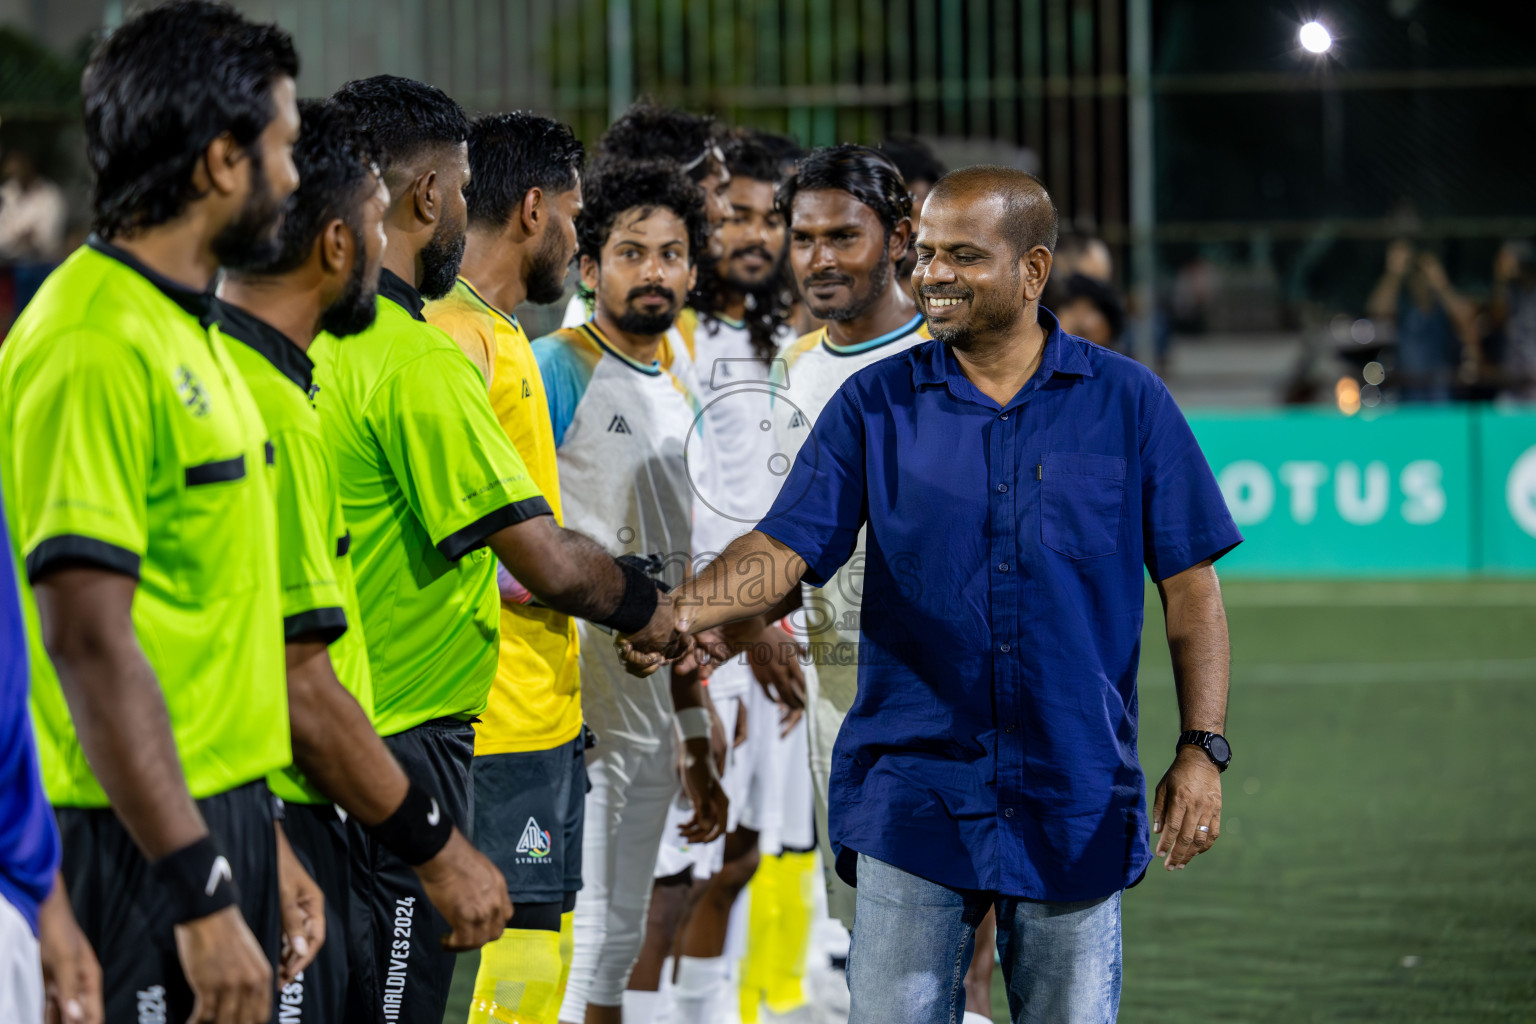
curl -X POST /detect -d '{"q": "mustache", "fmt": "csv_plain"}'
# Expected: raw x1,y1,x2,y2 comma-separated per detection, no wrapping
803,272,852,288
730,245,776,263
921,288,972,300
625,286,677,304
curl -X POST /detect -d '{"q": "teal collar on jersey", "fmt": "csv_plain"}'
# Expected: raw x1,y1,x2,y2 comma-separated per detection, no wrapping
458,276,520,331
822,312,925,357
580,321,662,376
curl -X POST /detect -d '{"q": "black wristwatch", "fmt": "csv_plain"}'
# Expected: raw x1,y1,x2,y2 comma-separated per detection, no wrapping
1177,730,1231,772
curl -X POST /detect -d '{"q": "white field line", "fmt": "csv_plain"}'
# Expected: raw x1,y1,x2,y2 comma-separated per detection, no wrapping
1139,658,1536,686
1208,582,1536,608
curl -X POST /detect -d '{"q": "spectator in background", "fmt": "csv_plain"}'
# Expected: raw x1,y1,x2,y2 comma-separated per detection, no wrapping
879,135,945,282
0,150,67,313
1053,231,1114,283
1367,239,1478,402
1490,241,1536,399
1055,272,1126,348
1045,231,1125,348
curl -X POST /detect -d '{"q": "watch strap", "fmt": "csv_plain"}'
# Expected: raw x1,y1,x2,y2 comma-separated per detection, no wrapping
1177,730,1230,771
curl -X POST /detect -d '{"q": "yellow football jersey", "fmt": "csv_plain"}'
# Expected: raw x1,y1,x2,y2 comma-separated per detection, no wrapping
425,277,582,754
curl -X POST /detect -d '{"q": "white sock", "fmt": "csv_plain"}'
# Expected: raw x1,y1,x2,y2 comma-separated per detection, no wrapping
963,1012,994,1024
623,988,662,1024
671,955,730,1024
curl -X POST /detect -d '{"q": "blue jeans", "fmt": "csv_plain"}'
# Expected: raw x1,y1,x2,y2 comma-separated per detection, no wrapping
847,853,1122,1024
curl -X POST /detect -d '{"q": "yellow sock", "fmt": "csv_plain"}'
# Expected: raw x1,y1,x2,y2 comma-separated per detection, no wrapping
468,926,564,1024
763,851,816,1015
738,856,781,1023
555,911,574,1008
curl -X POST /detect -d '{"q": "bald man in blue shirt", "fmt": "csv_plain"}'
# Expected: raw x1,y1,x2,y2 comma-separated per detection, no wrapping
664,166,1241,1024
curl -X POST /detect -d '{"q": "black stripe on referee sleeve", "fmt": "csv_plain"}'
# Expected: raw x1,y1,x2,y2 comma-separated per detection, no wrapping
283,607,348,645
25,535,141,584
185,454,246,487
336,531,351,558
434,496,553,562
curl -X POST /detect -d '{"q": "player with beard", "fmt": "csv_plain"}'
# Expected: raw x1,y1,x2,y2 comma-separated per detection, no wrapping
0,5,303,1021
318,78,685,1024
624,131,814,1024
533,158,728,1024
560,101,731,362
422,113,592,1024
217,98,517,1023
765,145,929,931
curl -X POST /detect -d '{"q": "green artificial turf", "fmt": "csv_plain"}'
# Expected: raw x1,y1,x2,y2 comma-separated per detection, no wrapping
996,578,1536,1023
442,579,1536,1023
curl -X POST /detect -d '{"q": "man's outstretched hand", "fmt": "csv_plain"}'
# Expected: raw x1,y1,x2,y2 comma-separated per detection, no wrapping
617,585,694,677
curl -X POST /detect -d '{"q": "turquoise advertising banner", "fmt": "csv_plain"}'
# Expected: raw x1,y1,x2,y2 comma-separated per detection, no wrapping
1476,408,1536,574
1185,408,1476,576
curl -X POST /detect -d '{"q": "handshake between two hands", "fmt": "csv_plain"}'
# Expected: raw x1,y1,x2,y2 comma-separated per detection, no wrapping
612,591,701,678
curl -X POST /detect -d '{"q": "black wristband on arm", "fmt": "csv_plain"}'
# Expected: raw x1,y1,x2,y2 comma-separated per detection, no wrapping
595,555,662,635
152,835,239,925
364,780,454,866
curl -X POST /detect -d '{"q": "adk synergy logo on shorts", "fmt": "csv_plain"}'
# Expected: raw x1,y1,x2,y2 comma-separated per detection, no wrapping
515,816,553,861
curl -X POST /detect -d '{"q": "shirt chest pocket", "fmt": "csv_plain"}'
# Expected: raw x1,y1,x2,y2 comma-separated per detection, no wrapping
174,439,265,600
1039,451,1127,559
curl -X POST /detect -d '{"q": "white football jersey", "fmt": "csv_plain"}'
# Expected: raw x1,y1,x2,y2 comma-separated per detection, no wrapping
768,314,929,713
534,321,707,750
687,314,797,698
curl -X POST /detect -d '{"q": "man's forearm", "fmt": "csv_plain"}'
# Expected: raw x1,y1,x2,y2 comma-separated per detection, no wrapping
285,642,408,825
1158,562,1230,733
670,663,708,712
489,518,627,623
36,574,208,860
674,531,806,635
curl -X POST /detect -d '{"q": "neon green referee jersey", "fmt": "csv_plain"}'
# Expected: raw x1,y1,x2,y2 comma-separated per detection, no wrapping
219,301,374,805
0,237,291,808
310,270,551,738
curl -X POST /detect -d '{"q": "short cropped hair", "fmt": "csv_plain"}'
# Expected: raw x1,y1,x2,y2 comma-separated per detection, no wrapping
465,112,584,230
83,0,298,237
927,165,1058,257
576,157,709,266
254,99,377,275
723,132,786,185
776,144,912,238
330,75,469,180
878,135,946,187
748,131,807,177
597,101,719,182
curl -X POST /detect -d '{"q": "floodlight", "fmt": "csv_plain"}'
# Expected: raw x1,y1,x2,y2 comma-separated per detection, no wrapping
1300,21,1332,54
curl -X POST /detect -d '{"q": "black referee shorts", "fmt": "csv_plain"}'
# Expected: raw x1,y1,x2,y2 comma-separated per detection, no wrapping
342,717,475,1024
278,800,351,1023
55,779,281,1024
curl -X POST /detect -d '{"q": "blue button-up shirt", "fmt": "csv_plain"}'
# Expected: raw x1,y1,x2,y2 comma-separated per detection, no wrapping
757,310,1241,901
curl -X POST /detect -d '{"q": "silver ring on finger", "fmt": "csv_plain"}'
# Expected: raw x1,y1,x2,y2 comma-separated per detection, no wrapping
1196,824,1211,833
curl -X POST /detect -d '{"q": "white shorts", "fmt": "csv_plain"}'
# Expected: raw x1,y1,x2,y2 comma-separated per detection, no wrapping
0,893,42,1024
561,730,679,1016
653,668,818,879
757,676,815,856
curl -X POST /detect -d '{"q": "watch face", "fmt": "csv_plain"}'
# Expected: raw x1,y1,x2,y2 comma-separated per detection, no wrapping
1209,735,1231,764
